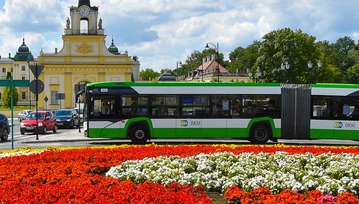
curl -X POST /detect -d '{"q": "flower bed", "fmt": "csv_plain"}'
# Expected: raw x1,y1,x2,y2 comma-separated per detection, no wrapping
0,144,359,203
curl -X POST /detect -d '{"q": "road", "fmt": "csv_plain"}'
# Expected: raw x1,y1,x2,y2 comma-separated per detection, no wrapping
1,119,359,150
0,119,109,150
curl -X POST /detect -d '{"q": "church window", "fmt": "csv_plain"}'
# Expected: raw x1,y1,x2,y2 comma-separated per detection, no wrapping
22,66,25,71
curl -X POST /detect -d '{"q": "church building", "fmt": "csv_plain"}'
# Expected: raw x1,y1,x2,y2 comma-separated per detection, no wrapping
35,0,140,110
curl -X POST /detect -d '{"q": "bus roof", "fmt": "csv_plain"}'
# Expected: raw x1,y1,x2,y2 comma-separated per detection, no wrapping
86,82,359,96
86,81,359,89
86,81,283,87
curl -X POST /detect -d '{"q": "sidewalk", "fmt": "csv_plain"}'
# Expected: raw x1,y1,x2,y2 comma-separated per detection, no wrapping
20,128,111,144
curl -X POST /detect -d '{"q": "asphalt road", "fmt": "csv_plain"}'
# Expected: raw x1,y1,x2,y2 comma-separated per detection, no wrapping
1,119,359,150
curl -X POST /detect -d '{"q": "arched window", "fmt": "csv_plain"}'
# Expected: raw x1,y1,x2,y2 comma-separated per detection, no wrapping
80,18,89,34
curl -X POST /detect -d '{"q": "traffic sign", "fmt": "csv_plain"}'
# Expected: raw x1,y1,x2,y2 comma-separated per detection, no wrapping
29,64,44,79
56,93,65,100
30,79,44,94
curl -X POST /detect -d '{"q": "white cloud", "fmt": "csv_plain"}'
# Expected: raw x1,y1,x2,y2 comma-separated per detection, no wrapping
1,0,359,72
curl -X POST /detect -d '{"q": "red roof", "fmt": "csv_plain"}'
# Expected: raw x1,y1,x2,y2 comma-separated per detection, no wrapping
197,60,227,73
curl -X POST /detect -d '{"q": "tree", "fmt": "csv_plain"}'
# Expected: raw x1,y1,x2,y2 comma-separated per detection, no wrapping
228,41,261,73
345,64,359,84
256,28,321,83
140,68,160,81
2,72,19,108
333,36,356,72
316,41,343,82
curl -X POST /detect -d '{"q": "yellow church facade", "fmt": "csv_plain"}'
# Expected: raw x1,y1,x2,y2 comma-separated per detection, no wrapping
2,0,140,110
31,0,140,110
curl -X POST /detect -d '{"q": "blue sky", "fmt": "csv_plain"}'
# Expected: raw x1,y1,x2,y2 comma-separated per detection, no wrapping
1,0,359,72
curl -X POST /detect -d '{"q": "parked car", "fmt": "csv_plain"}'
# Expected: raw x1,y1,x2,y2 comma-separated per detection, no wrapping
55,109,79,128
18,110,33,122
20,111,57,135
0,113,10,141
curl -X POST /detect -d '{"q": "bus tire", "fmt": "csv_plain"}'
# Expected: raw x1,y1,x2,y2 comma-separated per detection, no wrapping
250,124,270,144
129,125,148,144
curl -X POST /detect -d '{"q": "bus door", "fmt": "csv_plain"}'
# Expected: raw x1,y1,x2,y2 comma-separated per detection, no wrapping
88,97,122,138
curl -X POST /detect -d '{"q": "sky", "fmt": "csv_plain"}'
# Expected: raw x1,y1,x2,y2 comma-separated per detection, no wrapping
1,0,359,72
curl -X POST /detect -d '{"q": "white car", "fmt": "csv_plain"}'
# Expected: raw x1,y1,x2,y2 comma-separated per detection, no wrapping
17,110,33,122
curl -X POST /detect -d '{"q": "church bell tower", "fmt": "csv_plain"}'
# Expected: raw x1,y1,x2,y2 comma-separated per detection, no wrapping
65,0,104,35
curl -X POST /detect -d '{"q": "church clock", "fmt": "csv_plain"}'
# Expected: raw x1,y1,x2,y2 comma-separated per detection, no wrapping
79,6,90,17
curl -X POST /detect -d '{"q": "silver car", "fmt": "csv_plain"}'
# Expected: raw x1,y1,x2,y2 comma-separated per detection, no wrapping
17,110,33,122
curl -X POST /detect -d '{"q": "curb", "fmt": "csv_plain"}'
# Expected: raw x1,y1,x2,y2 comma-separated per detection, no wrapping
20,138,111,144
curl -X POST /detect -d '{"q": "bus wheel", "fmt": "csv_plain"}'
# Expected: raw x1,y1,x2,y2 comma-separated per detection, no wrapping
130,125,148,144
250,124,270,144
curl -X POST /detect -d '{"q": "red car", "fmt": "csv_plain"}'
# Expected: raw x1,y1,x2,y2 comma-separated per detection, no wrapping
20,111,57,135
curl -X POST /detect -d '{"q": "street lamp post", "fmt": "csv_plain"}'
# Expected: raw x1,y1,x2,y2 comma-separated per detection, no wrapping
205,42,220,82
248,71,263,83
280,61,290,83
176,61,182,81
307,60,322,84
26,61,31,109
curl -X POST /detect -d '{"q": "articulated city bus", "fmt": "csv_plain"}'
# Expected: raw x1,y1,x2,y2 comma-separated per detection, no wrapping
83,82,359,144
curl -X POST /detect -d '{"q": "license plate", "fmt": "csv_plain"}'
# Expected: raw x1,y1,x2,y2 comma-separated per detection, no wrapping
57,123,63,125
26,126,34,130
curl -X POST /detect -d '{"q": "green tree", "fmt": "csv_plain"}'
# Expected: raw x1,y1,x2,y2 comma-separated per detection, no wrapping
317,64,341,83
333,36,356,72
316,40,343,82
140,68,160,81
2,72,19,109
345,64,359,84
228,41,261,73
256,28,321,83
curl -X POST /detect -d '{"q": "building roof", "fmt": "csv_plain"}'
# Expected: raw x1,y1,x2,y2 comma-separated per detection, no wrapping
158,71,176,81
108,38,119,54
78,0,90,7
197,60,228,73
13,38,34,61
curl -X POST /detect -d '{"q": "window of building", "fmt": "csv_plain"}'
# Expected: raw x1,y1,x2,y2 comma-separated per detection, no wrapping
0,93,2,99
2,68,6,73
22,77,25,80
51,91,58,105
11,68,13,72
21,66,25,71
22,92,26,99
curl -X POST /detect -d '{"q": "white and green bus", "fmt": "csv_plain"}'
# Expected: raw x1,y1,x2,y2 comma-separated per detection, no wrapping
83,82,359,144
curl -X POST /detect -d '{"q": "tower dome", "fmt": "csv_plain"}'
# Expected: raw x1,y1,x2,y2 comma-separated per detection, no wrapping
108,38,119,54
14,37,34,61
18,38,30,52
